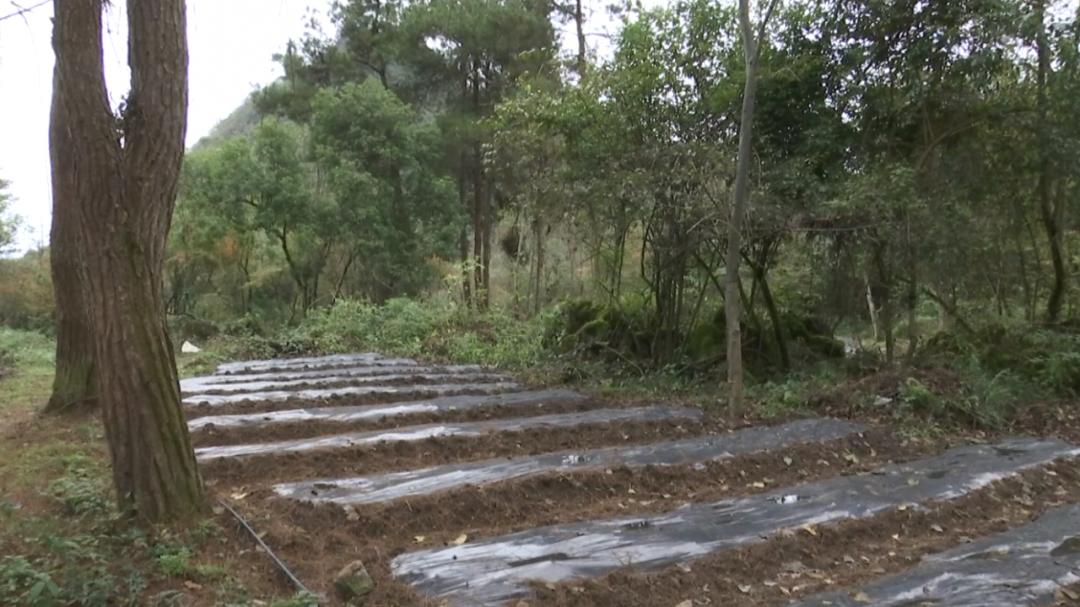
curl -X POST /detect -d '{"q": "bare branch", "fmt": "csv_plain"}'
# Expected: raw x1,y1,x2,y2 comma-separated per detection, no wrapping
0,0,49,23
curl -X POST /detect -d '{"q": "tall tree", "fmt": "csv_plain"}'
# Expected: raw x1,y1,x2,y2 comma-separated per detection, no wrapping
725,0,778,416
51,0,203,522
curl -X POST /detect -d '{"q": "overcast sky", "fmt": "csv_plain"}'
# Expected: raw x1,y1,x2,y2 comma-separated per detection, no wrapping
0,0,649,252
0,1,335,250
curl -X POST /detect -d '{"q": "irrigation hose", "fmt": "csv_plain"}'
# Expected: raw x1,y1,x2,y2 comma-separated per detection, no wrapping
218,498,315,598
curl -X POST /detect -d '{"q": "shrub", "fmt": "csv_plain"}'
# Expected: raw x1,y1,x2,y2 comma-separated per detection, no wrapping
0,252,54,332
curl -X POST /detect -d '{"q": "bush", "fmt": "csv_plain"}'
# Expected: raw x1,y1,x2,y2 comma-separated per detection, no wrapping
0,252,54,332
246,298,551,370
923,323,1080,398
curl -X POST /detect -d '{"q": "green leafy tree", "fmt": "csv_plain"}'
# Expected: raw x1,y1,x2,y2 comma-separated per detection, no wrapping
310,79,461,300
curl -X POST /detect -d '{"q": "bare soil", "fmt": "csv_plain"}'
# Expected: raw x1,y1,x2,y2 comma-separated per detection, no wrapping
185,372,508,397
531,460,1080,607
201,428,948,606
190,397,611,447
200,418,719,487
182,366,1080,606
184,385,523,419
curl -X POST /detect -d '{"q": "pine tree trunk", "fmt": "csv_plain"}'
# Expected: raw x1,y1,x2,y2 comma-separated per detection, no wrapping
51,0,203,523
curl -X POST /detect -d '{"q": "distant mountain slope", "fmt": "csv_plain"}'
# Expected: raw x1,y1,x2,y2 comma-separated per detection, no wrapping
191,96,260,150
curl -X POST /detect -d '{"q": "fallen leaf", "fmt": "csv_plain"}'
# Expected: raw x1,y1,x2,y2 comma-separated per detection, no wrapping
343,505,360,521
451,534,468,545
802,524,818,537
674,601,693,607
414,535,426,543
782,560,807,573
930,524,944,533
737,584,752,594
853,591,872,603
184,581,203,591
783,456,793,466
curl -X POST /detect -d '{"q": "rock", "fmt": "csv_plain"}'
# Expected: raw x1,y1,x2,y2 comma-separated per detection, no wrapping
335,560,375,603
181,341,201,354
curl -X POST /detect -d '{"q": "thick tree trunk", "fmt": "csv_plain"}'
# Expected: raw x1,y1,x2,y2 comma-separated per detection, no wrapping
51,0,203,523
43,182,95,414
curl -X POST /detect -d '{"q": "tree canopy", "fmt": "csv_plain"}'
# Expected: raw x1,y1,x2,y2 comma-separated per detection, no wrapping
162,0,1080,375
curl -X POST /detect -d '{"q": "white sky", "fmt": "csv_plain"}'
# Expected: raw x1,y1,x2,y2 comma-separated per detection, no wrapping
0,0,653,252
0,0,335,250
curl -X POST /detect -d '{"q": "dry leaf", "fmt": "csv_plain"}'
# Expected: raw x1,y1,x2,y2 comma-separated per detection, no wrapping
451,533,468,545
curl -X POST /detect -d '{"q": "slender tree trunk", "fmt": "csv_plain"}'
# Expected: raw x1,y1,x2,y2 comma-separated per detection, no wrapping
904,211,918,364
755,266,789,371
866,276,880,341
871,241,895,365
1035,0,1066,322
574,0,587,77
51,0,203,523
532,216,545,315
458,156,472,308
725,0,771,417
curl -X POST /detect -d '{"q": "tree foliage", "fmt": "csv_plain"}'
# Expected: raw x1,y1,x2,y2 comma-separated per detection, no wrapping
161,0,1080,379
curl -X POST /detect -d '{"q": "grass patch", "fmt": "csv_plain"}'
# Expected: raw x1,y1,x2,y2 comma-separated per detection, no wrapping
0,328,291,605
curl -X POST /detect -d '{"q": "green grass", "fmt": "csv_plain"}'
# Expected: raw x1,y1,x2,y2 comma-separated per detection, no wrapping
0,328,277,606
0,328,55,421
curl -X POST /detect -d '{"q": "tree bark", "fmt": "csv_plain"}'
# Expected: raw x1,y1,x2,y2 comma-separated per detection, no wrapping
43,160,95,414
725,0,773,418
51,0,203,523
